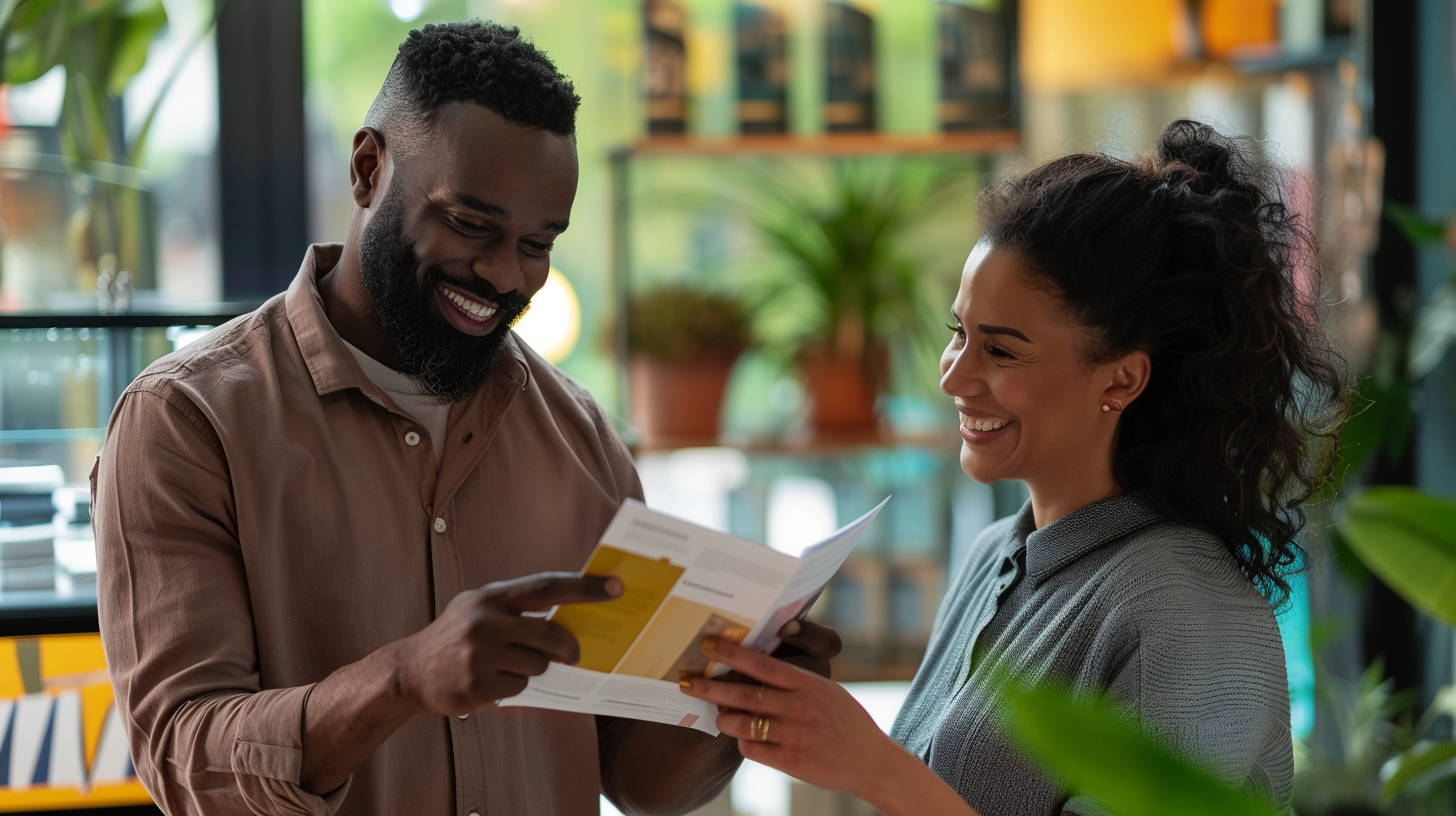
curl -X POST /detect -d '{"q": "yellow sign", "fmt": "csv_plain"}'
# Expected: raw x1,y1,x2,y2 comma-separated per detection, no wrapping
0,634,152,811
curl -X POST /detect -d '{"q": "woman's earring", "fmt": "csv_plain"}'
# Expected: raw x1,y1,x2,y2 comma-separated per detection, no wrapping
1102,404,1111,412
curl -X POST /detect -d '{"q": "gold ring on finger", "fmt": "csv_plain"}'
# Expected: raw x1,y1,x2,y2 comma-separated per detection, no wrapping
750,715,771,742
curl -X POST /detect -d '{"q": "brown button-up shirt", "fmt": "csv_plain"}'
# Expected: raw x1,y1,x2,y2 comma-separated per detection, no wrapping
93,245,691,815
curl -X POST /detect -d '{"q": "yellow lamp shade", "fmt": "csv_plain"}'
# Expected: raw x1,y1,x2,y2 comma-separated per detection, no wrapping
513,267,581,363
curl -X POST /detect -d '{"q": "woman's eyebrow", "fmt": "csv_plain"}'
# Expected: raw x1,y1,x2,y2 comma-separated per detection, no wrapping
978,324,1032,343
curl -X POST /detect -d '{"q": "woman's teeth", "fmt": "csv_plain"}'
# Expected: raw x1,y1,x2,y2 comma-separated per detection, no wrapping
962,416,1010,432
442,287,498,320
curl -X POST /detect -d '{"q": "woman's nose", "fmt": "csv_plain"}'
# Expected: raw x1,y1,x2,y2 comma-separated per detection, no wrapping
940,346,982,398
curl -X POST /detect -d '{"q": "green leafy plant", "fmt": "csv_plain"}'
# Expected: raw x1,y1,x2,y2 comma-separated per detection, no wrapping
740,158,974,373
999,676,1278,816
1384,202,1456,381
1292,661,1456,816
1337,487,1456,628
623,285,751,365
1,0,215,289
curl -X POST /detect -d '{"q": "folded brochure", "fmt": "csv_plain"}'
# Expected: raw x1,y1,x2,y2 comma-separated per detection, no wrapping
497,496,889,734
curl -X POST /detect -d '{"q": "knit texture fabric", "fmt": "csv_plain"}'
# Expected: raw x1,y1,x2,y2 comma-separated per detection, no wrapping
890,493,1293,816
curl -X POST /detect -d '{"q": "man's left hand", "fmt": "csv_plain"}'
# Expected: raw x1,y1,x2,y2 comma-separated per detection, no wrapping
768,618,842,678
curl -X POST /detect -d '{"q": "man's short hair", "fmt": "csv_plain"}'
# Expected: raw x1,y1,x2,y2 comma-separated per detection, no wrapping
366,21,580,145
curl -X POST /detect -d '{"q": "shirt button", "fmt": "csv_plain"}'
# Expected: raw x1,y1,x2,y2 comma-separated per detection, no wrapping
468,811,480,816
405,431,420,446
434,517,447,533
458,713,469,720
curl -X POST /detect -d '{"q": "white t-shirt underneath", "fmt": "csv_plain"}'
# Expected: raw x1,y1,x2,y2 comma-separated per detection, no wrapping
341,339,450,465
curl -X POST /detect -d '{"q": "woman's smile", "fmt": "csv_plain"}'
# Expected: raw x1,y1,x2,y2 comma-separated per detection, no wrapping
958,413,1014,445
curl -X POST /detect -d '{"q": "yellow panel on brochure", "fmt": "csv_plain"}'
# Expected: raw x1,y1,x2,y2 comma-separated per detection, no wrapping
552,545,685,673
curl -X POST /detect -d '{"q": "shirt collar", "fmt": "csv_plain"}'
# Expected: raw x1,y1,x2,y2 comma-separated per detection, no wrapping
283,243,530,400
1016,492,1165,586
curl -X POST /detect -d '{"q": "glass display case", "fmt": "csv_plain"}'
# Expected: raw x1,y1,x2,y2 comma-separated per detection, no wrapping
0,306,251,815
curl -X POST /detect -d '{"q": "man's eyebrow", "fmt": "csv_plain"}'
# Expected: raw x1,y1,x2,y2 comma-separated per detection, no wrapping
451,192,509,219
977,324,1032,342
450,192,568,233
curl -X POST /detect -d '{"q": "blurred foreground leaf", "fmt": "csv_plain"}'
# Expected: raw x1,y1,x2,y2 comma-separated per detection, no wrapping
1385,202,1447,246
1000,678,1277,816
1382,742,1456,805
1338,487,1456,628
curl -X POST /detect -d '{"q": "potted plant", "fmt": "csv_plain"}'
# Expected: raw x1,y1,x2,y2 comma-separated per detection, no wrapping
622,285,752,446
741,158,970,437
2,0,213,299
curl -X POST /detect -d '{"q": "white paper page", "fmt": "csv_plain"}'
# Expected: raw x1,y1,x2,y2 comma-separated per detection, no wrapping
501,663,722,734
736,497,890,657
500,497,889,730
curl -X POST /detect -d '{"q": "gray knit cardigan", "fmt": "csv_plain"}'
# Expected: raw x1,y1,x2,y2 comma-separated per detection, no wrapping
889,493,1293,816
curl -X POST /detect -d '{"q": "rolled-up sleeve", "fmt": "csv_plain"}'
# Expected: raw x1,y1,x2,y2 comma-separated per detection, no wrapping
94,386,350,815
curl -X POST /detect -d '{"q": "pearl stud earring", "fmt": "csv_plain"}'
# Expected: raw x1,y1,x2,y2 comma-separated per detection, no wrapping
1102,405,1111,412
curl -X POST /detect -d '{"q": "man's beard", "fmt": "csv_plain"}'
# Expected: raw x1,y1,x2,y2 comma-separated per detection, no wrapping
358,189,530,404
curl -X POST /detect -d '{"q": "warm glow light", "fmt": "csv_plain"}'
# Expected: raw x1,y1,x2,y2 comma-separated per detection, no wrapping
513,267,581,363
389,0,425,21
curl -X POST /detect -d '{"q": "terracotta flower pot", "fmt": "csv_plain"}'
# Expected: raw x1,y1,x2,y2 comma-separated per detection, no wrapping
629,355,738,446
800,348,884,436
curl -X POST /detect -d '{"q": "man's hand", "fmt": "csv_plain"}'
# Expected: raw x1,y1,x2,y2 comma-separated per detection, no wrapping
392,572,622,715
770,618,843,678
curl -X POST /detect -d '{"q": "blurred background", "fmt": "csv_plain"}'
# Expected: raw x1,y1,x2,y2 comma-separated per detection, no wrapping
1,0,1454,814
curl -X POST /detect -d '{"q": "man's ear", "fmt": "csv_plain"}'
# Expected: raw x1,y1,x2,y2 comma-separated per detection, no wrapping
1103,349,1151,410
350,127,387,208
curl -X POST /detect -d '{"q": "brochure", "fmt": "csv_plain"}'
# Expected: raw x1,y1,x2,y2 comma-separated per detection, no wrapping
497,497,889,734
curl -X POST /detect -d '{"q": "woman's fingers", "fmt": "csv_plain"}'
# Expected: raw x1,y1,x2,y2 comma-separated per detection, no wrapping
702,636,809,690
679,674,784,714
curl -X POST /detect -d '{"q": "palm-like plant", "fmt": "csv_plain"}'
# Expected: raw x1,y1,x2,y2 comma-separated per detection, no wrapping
743,157,975,373
1,0,213,293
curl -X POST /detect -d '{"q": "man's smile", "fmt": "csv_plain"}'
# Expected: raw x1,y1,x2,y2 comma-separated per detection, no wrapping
435,280,505,336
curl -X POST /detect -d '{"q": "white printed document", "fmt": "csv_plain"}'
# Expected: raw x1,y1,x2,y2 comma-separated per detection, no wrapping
497,497,888,734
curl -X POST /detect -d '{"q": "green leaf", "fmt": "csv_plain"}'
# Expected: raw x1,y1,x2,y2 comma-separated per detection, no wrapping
1382,742,1456,804
1338,487,1456,627
0,0,25,30
1385,202,1449,247
1000,678,1278,816
1,0,68,84
1410,285,1456,380
105,0,165,96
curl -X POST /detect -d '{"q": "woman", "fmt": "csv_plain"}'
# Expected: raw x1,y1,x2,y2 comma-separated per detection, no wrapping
680,119,1346,815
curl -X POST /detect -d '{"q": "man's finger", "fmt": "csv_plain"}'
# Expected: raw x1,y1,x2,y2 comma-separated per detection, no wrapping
504,617,581,665
776,618,843,660
492,572,624,613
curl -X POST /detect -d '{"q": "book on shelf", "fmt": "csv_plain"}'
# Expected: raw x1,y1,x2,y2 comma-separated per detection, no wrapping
499,496,888,733
824,1,876,133
644,0,689,135
938,0,1014,131
736,0,790,134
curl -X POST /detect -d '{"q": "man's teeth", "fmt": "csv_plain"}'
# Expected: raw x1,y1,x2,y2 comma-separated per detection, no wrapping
442,287,498,320
963,417,1010,432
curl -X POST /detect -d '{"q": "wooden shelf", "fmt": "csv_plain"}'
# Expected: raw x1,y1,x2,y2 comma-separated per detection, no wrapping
629,428,958,456
615,131,1020,159
830,658,923,683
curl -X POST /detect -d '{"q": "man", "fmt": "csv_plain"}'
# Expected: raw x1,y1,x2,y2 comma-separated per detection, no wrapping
93,22,838,816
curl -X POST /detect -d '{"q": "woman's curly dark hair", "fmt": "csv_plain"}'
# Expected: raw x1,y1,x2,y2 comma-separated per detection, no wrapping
978,119,1348,607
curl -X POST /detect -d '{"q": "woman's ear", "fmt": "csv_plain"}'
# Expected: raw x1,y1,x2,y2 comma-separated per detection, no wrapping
350,127,387,208
1103,350,1151,410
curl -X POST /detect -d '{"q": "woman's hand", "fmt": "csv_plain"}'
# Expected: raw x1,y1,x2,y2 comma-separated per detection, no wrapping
678,635,904,801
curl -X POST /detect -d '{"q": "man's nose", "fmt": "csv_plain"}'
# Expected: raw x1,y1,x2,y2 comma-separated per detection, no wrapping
470,244,525,294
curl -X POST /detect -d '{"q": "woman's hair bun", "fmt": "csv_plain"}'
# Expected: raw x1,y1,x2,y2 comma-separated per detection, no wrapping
1152,118,1252,197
